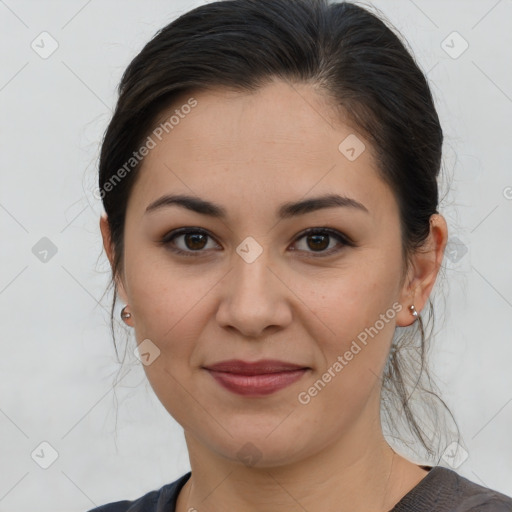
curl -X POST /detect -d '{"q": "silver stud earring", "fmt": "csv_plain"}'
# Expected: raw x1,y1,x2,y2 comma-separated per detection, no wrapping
409,304,418,318
120,305,132,323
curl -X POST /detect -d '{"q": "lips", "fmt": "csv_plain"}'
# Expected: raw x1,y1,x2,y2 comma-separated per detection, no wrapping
203,359,310,396
203,359,309,375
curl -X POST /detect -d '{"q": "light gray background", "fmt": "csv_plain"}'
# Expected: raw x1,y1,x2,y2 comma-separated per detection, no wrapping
1,0,511,510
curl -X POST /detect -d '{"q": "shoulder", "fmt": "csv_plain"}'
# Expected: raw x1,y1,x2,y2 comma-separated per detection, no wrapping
393,466,512,512
85,472,191,512
446,467,512,512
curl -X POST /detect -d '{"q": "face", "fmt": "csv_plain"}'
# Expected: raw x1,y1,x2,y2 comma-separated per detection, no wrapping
102,80,426,467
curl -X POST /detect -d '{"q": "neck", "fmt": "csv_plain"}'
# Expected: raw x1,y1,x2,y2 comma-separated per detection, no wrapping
176,418,426,512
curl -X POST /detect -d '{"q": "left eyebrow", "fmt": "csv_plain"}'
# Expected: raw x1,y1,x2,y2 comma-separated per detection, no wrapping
277,194,369,218
144,193,369,219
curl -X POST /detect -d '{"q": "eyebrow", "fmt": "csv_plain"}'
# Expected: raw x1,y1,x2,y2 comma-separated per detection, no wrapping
144,193,369,219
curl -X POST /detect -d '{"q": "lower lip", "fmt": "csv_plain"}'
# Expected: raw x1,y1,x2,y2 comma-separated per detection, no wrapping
205,369,308,396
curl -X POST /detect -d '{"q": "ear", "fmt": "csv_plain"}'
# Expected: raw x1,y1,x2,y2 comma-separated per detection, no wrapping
99,213,129,305
396,214,448,327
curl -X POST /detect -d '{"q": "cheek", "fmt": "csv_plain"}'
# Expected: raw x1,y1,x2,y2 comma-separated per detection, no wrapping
124,257,212,425
296,269,400,425
319,253,401,328
305,251,402,379
118,230,223,425
122,242,210,359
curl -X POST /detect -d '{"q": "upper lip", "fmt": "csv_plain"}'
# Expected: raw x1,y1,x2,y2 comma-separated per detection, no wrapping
203,359,309,375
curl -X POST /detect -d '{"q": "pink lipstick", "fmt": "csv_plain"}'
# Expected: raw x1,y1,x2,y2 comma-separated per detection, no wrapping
203,359,309,396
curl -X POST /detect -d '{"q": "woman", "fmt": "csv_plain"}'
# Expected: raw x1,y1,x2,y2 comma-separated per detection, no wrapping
90,0,512,510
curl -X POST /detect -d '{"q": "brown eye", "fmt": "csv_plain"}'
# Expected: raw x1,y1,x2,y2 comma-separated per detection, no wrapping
182,232,208,250
162,228,219,256
161,227,353,258
305,233,330,251
292,228,353,257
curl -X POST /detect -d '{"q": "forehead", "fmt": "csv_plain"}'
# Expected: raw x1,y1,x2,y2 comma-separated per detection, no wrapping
127,81,396,222
151,81,363,162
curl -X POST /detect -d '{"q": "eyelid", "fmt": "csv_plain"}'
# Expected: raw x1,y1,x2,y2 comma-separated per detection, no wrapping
160,226,355,257
160,227,220,257
295,227,355,247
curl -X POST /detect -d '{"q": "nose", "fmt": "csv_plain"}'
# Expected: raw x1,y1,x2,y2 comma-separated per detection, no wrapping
215,249,293,339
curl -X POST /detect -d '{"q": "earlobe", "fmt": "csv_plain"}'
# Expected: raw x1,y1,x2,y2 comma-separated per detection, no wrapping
396,214,448,327
396,301,421,328
120,305,134,327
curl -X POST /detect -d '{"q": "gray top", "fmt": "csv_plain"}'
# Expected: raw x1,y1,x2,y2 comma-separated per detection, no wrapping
87,466,512,511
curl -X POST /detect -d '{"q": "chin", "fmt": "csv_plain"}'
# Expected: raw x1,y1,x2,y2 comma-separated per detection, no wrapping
204,426,314,469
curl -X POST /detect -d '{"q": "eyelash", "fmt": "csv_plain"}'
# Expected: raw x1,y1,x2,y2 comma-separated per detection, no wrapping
160,227,354,258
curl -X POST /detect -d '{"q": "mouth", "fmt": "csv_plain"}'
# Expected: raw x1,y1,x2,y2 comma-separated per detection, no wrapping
202,359,310,396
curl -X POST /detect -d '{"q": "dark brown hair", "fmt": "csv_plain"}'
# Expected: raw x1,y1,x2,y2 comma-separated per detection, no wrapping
98,0,459,462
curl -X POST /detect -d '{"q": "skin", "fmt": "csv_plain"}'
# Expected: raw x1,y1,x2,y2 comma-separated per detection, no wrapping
100,80,448,512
